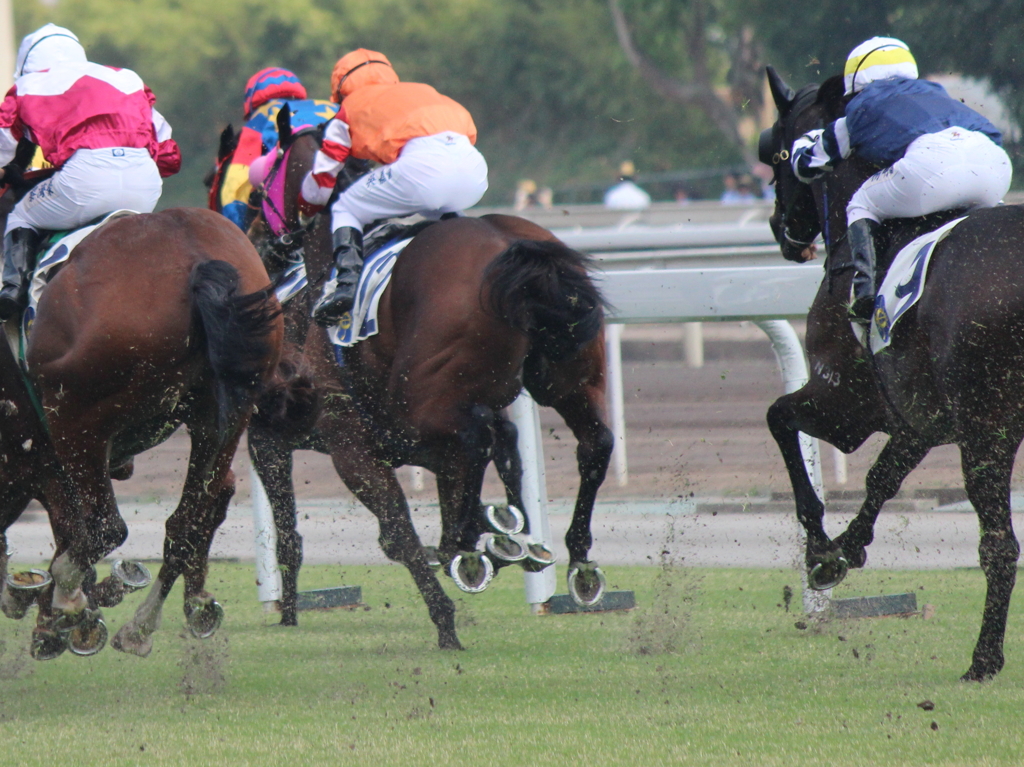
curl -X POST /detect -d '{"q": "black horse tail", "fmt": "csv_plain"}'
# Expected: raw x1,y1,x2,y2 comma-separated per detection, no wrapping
251,351,321,437
484,239,607,361
190,260,281,437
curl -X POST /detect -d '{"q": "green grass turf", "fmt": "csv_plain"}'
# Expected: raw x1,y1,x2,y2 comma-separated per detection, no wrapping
0,563,1023,766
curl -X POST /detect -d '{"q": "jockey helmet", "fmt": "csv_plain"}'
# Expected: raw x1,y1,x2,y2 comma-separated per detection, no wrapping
844,37,918,96
331,49,398,103
15,24,87,78
244,67,307,118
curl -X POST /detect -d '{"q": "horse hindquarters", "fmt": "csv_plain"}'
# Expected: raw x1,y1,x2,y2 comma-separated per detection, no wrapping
114,261,282,655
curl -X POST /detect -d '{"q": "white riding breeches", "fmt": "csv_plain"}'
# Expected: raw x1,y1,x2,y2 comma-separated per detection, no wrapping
329,132,488,232
6,147,162,234
846,127,1012,225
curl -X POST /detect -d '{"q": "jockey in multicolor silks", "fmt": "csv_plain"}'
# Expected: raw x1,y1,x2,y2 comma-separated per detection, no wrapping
790,37,1012,324
297,49,488,326
0,23,181,321
214,67,337,231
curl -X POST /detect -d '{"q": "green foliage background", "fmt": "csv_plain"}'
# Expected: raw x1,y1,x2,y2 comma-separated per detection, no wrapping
14,0,1024,207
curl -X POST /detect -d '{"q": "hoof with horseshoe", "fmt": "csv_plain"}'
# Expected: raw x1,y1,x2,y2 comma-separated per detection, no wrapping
449,551,495,594
65,608,108,657
567,561,607,607
31,626,67,661
808,555,849,591
186,598,225,639
482,504,526,536
1,569,52,620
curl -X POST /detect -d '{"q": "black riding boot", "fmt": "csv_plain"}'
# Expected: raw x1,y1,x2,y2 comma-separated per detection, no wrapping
848,218,880,325
0,228,39,322
312,226,364,327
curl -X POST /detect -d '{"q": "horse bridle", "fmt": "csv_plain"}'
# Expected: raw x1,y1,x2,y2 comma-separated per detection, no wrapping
759,84,822,255
251,126,322,259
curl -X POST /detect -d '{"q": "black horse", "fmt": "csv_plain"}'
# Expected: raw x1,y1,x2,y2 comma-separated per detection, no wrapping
762,66,1024,681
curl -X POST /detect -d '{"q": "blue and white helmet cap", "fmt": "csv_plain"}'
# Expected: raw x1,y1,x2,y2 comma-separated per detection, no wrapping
15,24,87,78
844,37,918,96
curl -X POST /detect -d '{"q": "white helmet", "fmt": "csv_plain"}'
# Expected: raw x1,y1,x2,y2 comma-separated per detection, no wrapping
844,36,918,96
15,24,87,78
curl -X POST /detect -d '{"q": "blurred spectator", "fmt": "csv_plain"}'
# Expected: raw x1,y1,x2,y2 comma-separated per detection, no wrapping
673,185,691,205
720,173,758,204
514,178,552,210
604,160,651,210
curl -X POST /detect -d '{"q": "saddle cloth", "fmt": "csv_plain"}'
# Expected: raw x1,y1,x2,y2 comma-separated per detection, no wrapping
326,236,414,352
869,216,967,353
21,210,137,344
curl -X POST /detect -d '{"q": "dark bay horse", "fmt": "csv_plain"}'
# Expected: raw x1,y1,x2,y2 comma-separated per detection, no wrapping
762,66,1024,680
212,114,612,649
0,196,284,659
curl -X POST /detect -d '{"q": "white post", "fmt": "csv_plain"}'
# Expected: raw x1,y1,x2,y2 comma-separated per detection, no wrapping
604,323,628,486
411,466,426,491
682,321,704,368
510,392,557,606
0,0,12,91
754,320,830,613
249,464,283,607
832,445,848,485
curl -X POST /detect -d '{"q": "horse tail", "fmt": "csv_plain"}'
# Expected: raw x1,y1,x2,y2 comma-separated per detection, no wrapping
251,351,321,437
190,260,281,437
483,239,607,361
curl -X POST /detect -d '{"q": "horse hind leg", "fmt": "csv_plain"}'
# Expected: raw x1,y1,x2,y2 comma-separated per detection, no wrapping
960,436,1020,681
112,422,241,656
833,431,930,570
334,444,462,650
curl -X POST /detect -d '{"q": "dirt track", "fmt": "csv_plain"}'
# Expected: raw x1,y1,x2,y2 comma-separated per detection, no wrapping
108,322,972,509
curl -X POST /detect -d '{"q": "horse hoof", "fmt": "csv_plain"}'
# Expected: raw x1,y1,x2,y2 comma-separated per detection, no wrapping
111,560,153,593
422,546,443,571
808,557,849,591
111,624,153,658
30,627,67,661
1,569,52,620
186,599,225,639
449,552,495,594
66,610,108,656
520,540,557,573
483,504,526,536
484,534,527,564
567,562,607,607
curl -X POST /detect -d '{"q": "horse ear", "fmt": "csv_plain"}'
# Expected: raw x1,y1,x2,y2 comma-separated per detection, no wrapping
766,66,795,112
217,124,235,163
277,105,293,148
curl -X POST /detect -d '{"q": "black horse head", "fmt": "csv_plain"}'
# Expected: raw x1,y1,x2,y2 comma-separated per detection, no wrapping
759,67,852,262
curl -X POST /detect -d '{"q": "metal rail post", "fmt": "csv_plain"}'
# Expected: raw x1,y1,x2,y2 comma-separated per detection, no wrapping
510,392,557,607
250,464,283,608
754,320,830,612
604,323,628,486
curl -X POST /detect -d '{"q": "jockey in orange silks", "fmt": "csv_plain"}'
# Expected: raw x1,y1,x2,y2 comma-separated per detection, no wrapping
213,67,337,231
297,49,488,326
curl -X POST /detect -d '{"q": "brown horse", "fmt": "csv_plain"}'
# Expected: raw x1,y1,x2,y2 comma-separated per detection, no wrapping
212,113,612,649
762,66,1024,680
0,193,284,660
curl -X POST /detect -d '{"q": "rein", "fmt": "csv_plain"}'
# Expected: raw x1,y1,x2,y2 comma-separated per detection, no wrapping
252,127,320,258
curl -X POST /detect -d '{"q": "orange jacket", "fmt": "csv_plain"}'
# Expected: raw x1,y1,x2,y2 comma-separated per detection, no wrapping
339,82,476,165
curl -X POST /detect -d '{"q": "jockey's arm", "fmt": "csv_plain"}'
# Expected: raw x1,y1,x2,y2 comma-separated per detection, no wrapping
0,88,23,170
791,118,851,183
298,114,352,222
151,106,181,177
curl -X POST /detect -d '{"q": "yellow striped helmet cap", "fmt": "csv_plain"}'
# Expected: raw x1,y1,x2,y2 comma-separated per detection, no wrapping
844,37,918,95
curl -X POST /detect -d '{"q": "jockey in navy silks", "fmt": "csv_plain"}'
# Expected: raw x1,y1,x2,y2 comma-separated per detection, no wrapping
790,37,1012,324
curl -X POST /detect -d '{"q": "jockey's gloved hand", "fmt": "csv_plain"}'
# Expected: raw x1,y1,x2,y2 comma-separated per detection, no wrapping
0,163,24,189
297,191,323,228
